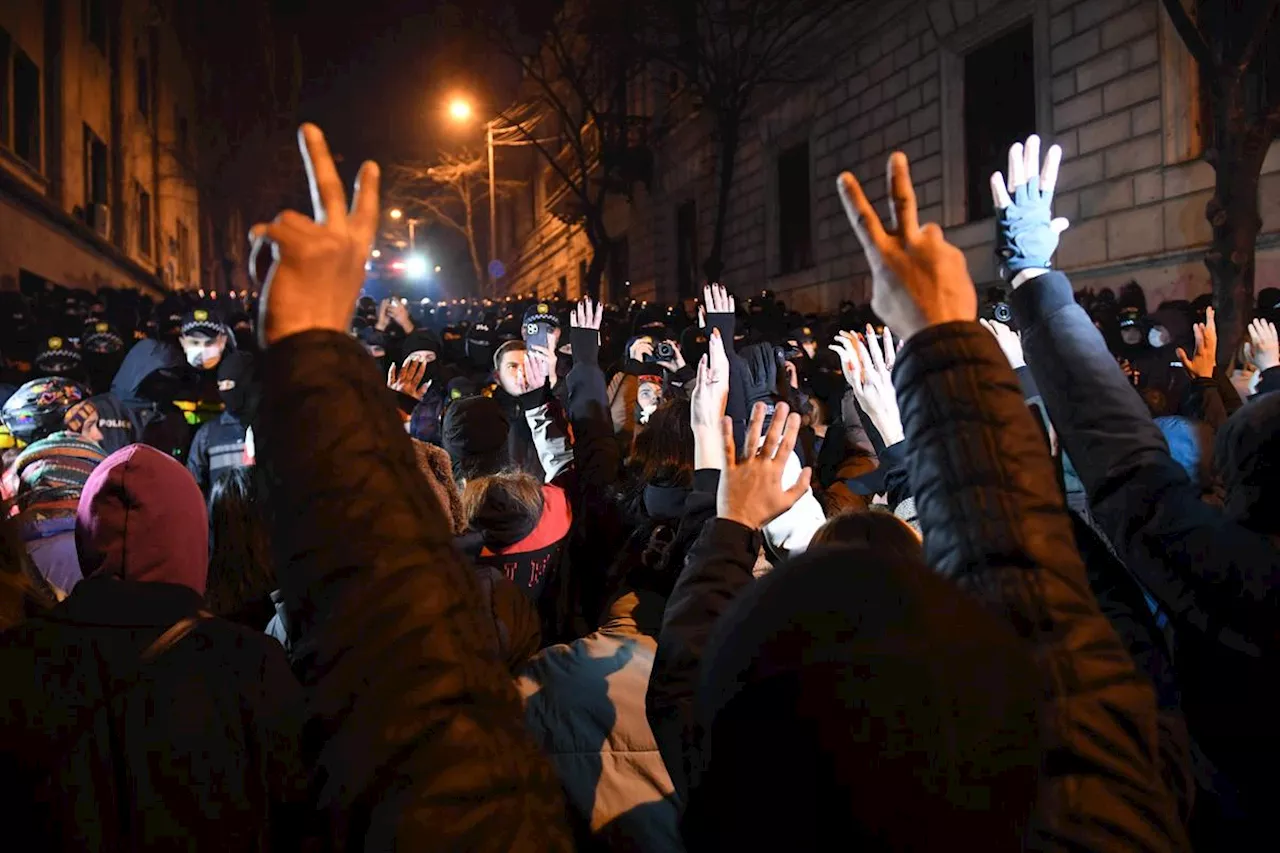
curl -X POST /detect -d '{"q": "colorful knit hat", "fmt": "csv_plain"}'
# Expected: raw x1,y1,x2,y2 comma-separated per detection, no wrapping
14,430,107,513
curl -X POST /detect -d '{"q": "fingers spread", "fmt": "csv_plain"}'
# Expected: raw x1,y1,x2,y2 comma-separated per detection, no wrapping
1007,142,1025,196
990,172,1014,211
775,411,801,463
721,416,737,466
784,467,813,504
1023,135,1041,191
763,403,791,459
1041,144,1063,198
746,401,768,454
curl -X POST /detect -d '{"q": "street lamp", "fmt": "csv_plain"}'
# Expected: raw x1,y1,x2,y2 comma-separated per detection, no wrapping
446,96,499,296
448,99,472,121
389,208,403,220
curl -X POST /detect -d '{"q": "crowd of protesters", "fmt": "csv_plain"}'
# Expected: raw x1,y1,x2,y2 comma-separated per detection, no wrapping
0,121,1277,852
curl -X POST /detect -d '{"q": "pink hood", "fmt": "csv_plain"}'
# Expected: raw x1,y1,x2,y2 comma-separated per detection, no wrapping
76,444,209,594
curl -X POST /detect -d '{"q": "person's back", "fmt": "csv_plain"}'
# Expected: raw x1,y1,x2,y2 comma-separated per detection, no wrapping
518,590,681,852
0,444,305,851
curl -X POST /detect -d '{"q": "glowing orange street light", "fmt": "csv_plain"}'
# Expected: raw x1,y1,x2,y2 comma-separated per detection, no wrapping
389,208,403,220
448,98,473,122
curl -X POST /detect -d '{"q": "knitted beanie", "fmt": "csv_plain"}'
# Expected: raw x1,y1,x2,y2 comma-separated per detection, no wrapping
15,431,107,513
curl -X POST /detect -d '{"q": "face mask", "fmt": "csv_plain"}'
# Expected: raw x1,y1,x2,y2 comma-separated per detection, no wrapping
181,337,226,369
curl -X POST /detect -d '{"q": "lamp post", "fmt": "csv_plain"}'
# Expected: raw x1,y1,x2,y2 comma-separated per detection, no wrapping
449,97,502,297
388,207,419,251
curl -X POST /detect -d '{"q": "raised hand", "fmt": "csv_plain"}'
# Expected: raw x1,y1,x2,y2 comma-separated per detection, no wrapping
989,134,1070,286
980,319,1026,369
704,283,735,315
830,328,903,445
375,298,391,332
716,401,812,530
387,299,414,333
387,352,432,400
837,153,976,341
569,296,603,366
521,345,553,394
251,124,380,347
1247,317,1279,372
570,296,603,332
691,332,730,430
1176,307,1217,379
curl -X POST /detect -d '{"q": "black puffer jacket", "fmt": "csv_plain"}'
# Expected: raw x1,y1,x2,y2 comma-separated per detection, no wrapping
894,322,1187,851
257,331,571,850
1012,271,1280,844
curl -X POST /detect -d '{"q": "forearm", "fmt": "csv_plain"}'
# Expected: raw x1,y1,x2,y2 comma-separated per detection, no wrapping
524,401,573,483
568,361,620,489
1011,272,1174,505
896,322,1185,850
648,516,759,798
259,332,568,845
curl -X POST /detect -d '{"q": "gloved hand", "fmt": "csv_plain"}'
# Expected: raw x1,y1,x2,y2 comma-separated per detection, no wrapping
990,135,1070,282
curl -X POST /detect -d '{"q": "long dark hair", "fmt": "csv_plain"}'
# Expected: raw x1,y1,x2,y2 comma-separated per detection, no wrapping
206,468,277,629
620,395,695,521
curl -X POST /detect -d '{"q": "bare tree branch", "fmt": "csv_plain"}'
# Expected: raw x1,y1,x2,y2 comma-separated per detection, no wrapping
1235,0,1280,74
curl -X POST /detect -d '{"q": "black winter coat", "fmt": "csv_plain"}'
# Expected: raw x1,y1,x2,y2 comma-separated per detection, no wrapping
256,331,571,850
893,322,1187,851
1012,271,1280,844
0,577,307,851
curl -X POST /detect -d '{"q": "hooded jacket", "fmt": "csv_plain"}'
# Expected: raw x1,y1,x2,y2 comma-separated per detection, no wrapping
517,590,683,852
107,339,192,461
0,443,308,851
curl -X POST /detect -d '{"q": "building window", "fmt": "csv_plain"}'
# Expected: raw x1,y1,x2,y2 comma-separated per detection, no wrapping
675,199,698,299
12,48,40,168
776,141,813,275
137,183,152,257
83,124,108,207
963,24,1035,222
136,55,150,120
85,0,108,55
176,220,191,282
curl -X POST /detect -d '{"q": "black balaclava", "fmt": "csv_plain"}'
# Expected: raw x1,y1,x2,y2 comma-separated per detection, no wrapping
216,350,262,424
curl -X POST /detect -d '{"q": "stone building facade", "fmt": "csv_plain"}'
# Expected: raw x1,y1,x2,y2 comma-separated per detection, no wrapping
498,0,1279,312
0,0,200,296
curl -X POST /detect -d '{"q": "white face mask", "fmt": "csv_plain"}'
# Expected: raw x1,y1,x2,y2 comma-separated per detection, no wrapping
181,334,226,370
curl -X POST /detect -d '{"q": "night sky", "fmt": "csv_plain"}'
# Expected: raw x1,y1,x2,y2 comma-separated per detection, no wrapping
288,0,508,171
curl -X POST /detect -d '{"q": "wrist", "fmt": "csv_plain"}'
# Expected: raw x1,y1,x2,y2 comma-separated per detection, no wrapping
871,416,904,446
1011,268,1049,289
694,445,724,471
717,511,761,531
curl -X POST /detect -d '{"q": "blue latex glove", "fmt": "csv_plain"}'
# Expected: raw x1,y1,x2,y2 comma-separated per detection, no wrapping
993,136,1069,281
